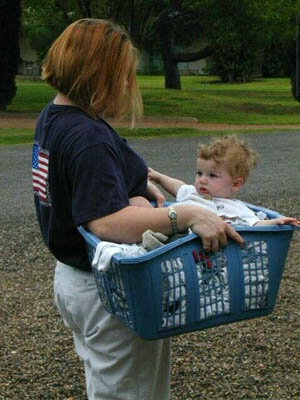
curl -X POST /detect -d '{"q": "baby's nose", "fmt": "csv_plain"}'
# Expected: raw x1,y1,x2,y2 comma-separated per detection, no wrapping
199,175,208,183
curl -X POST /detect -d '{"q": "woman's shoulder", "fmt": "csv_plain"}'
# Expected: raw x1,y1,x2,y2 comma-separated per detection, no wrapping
36,104,121,156
50,105,117,142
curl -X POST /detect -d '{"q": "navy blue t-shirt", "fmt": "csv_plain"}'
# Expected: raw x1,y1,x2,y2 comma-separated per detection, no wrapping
32,102,147,271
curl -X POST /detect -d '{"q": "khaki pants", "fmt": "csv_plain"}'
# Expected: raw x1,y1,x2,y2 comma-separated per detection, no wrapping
54,261,171,400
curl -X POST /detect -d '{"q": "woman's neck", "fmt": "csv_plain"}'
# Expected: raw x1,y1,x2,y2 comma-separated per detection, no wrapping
53,93,78,107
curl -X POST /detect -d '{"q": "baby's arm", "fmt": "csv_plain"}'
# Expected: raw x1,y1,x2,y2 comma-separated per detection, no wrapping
146,180,165,207
148,167,185,197
129,179,166,209
255,216,300,227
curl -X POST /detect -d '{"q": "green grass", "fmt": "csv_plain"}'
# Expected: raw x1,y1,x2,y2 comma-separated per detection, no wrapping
7,80,56,113
0,128,36,145
140,76,300,124
0,126,281,146
6,75,300,124
1,75,300,145
0,127,203,146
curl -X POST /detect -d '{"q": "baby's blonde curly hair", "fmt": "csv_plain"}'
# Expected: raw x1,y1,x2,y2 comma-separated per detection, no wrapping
197,135,258,181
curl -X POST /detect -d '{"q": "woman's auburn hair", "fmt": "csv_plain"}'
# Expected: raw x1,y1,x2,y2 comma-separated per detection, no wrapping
42,18,143,124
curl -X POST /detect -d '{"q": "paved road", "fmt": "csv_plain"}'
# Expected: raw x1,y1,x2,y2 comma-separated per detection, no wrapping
1,131,299,218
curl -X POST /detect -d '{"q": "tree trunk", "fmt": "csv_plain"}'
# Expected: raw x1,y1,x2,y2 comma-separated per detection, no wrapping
0,0,21,110
159,18,181,90
78,0,92,18
163,58,181,89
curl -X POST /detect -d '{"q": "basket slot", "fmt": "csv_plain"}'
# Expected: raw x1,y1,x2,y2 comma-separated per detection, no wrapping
159,243,210,329
121,262,164,337
161,256,187,328
159,242,234,331
195,250,231,320
93,269,114,313
106,263,133,327
240,239,269,310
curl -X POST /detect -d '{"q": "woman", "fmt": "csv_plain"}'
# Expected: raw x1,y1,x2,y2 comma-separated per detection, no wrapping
32,18,243,400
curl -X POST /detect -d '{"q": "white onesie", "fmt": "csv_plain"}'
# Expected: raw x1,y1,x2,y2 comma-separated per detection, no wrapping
176,184,262,226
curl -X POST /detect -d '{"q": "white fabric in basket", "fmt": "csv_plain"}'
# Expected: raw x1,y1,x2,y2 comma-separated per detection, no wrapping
92,242,146,272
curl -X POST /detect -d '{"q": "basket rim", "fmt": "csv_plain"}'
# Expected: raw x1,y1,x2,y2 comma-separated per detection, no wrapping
78,202,298,266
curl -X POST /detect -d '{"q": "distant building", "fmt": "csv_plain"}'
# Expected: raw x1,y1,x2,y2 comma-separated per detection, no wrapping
18,36,207,77
18,36,40,76
137,50,207,75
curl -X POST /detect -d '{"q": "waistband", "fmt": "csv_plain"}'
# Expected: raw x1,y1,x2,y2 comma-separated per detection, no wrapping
56,260,93,277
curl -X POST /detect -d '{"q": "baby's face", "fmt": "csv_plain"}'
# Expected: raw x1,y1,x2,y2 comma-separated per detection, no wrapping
194,158,240,198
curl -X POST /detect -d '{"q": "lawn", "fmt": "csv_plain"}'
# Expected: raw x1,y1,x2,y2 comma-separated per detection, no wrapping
140,76,300,124
1,75,300,145
6,75,300,124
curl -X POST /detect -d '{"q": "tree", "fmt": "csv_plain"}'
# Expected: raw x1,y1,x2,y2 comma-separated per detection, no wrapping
22,0,78,61
101,0,212,89
184,0,268,82
23,0,298,90
260,0,296,78
185,0,297,83
156,4,212,89
22,0,212,89
0,0,21,110
291,15,300,102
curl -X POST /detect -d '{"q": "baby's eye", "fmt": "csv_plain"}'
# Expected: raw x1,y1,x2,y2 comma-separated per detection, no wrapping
196,171,203,176
209,173,218,178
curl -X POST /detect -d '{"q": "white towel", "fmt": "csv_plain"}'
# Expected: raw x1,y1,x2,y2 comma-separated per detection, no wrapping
92,241,147,272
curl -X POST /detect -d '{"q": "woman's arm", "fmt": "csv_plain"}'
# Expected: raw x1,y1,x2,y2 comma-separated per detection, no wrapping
87,203,245,252
129,196,153,208
148,167,185,197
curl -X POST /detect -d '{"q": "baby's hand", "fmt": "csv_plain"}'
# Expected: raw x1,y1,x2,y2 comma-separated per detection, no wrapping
146,180,165,208
147,167,156,181
274,216,300,227
255,216,300,227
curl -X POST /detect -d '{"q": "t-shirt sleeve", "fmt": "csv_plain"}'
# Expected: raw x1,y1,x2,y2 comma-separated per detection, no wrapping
176,184,194,202
71,142,129,225
231,200,261,226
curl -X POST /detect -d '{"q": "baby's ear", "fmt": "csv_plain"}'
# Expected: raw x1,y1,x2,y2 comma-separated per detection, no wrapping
232,177,244,192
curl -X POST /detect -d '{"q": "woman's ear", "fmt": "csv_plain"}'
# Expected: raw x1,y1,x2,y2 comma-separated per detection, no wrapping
232,177,244,192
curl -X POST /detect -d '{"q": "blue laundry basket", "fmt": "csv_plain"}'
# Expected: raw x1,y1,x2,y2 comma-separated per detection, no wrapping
78,204,297,340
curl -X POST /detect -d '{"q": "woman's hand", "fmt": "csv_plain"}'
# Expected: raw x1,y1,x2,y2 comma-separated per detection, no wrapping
192,217,244,252
178,205,245,252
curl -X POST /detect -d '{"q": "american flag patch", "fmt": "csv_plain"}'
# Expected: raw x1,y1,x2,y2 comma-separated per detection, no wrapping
32,142,51,206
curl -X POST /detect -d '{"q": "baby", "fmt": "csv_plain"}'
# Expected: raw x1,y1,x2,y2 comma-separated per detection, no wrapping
148,135,300,228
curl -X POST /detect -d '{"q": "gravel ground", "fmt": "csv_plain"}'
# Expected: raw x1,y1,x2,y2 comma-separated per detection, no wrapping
1,131,300,399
